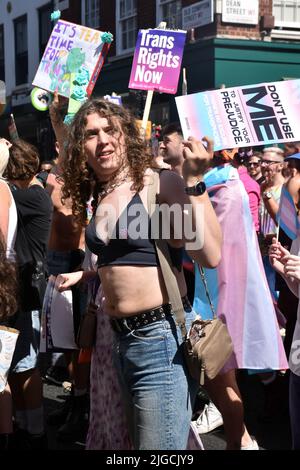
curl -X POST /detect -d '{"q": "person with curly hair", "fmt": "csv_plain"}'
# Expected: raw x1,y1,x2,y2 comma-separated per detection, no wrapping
57,98,222,450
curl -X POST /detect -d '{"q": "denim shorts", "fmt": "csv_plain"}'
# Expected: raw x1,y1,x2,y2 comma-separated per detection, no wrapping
112,308,198,450
10,310,40,373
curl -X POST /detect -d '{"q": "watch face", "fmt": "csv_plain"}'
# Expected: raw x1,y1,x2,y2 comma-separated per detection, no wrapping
185,181,206,196
196,181,206,195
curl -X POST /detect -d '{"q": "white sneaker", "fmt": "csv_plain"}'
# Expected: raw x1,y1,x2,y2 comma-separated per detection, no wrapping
241,438,259,450
193,401,223,434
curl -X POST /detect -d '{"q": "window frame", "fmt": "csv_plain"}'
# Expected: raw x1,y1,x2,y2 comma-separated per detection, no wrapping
0,24,4,81
14,14,28,86
156,0,182,29
116,0,138,55
39,2,52,60
273,0,300,29
57,0,69,11
83,0,101,29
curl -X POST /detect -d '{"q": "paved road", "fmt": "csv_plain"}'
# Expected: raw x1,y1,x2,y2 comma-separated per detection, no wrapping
43,370,292,451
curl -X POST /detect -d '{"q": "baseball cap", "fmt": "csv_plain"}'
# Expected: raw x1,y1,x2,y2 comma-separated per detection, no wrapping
284,152,300,161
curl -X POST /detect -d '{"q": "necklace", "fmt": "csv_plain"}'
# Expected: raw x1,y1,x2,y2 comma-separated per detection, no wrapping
98,172,130,200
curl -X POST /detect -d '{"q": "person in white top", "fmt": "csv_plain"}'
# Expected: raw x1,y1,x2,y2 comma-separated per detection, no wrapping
0,138,18,449
269,152,300,449
0,138,17,257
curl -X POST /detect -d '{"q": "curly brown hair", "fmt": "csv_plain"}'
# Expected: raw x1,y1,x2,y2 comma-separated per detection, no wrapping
5,139,40,181
62,99,154,225
0,232,18,321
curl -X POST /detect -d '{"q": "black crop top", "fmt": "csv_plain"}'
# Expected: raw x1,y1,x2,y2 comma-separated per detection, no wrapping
85,192,183,270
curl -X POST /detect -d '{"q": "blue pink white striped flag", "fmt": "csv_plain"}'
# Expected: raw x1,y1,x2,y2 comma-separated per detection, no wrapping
277,185,300,240
193,165,288,372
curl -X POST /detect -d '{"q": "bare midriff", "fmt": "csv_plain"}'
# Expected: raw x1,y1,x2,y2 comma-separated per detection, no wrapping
99,265,187,317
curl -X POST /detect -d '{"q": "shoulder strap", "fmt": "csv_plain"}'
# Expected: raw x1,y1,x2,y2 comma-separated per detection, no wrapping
147,169,187,338
198,266,216,319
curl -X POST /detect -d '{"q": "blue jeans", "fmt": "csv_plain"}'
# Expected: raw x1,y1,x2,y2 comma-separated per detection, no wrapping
113,309,198,450
290,371,300,449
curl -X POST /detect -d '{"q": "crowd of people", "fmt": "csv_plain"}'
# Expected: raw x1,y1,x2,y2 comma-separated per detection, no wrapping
0,93,300,451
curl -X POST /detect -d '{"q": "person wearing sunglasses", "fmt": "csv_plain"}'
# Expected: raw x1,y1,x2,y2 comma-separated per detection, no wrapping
218,147,261,233
247,151,264,185
259,147,285,299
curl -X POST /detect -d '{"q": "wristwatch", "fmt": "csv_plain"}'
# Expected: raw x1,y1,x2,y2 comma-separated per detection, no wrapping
263,191,272,200
185,181,207,196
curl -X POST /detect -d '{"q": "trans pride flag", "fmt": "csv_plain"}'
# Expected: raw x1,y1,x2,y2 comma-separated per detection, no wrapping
193,165,288,371
277,185,300,240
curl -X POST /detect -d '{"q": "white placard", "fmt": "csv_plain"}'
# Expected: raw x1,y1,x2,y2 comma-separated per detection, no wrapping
182,0,214,30
222,0,259,25
50,277,78,350
0,326,19,393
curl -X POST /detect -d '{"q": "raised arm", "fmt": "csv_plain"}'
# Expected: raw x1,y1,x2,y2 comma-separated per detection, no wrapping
49,91,68,159
159,136,222,268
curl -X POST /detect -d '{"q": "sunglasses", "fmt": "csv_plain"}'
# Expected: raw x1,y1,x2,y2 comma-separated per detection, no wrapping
261,160,280,166
247,161,261,167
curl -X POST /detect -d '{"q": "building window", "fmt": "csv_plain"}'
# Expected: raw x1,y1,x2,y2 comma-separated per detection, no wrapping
84,0,100,29
39,3,52,59
57,0,69,10
0,25,4,81
116,0,137,54
14,15,28,86
273,0,300,28
158,0,182,29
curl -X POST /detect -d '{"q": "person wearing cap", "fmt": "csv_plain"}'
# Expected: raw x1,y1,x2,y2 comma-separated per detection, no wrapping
284,141,300,158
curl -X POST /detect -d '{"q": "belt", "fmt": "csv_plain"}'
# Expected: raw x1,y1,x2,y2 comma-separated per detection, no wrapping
110,295,192,333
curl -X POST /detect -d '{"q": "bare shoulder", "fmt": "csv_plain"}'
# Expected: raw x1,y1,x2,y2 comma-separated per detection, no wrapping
0,178,11,195
287,175,300,196
0,179,11,200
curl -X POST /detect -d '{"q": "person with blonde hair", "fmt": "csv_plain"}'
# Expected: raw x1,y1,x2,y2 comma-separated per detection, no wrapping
259,146,285,298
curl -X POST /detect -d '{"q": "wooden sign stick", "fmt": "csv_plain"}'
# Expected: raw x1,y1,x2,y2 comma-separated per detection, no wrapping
140,21,167,138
